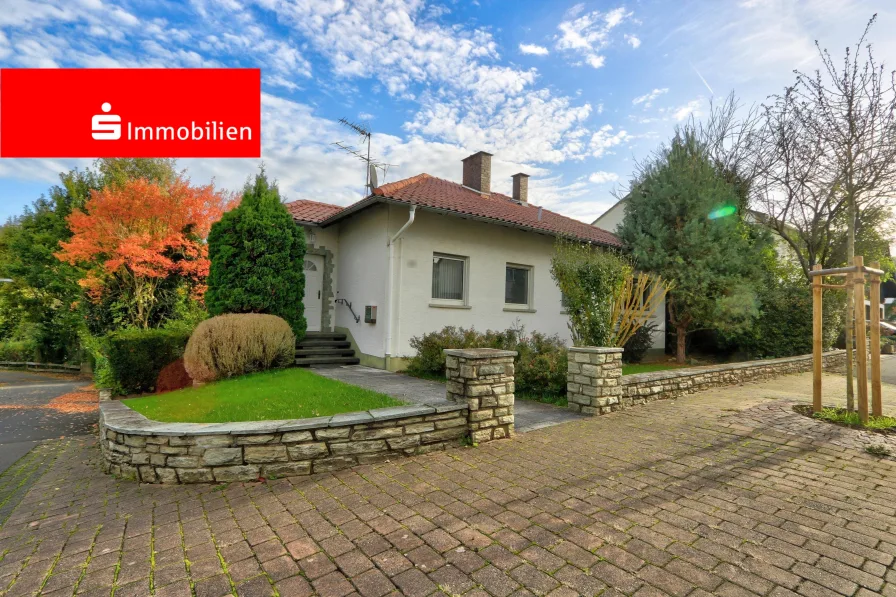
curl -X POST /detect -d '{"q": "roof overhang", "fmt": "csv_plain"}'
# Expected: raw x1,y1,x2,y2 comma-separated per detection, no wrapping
319,194,620,249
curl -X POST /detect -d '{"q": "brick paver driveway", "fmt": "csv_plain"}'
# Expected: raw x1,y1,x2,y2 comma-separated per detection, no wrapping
2,378,896,597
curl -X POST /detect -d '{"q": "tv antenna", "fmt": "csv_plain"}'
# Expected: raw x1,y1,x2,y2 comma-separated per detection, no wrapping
332,118,395,194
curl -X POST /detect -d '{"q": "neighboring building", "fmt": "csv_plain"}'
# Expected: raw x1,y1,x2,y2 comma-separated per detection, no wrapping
591,196,666,354
286,151,621,371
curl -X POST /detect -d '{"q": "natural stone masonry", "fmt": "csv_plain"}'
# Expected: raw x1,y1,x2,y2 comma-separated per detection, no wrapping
567,346,624,415
99,401,469,483
622,349,848,404
570,347,848,415
444,348,516,443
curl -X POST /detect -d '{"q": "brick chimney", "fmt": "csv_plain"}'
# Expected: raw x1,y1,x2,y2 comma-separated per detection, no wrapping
512,173,529,204
462,151,492,195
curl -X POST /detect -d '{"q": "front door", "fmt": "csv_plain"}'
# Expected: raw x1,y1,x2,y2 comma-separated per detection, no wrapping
303,254,324,332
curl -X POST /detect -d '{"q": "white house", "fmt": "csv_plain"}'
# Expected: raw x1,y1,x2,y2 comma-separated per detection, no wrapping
286,151,621,370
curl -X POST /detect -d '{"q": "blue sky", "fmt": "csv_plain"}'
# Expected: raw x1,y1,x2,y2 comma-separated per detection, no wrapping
1,0,895,224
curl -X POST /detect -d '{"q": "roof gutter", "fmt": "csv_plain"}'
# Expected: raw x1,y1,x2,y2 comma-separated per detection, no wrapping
385,205,417,359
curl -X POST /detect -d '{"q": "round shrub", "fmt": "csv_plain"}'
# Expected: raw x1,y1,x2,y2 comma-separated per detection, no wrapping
184,314,295,383
155,358,193,393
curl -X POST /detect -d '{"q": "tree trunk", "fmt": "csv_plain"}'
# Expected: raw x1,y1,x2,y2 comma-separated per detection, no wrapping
676,323,687,364
845,198,856,411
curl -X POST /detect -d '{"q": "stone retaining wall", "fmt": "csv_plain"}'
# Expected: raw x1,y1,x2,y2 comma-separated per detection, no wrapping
569,348,847,415
100,349,517,483
99,402,469,483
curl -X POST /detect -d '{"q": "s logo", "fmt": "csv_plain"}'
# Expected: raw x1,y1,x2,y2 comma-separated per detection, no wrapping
92,102,121,140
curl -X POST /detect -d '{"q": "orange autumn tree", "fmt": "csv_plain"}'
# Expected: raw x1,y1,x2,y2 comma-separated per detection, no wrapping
57,178,233,329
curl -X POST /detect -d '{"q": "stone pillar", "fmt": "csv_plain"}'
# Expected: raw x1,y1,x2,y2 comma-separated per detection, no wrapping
567,347,623,415
444,348,517,443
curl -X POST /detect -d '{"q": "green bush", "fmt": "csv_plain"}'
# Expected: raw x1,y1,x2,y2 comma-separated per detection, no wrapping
406,324,568,396
184,314,295,383
722,277,843,359
102,328,191,395
205,171,307,339
0,339,37,362
622,322,658,364
550,239,629,347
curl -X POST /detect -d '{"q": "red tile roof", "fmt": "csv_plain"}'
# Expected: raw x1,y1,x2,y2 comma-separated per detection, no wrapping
287,174,620,248
284,199,345,223
370,174,621,247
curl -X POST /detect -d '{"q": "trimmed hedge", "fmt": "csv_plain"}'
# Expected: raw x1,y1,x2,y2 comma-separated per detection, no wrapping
406,325,568,397
104,328,191,395
184,314,295,383
0,340,37,362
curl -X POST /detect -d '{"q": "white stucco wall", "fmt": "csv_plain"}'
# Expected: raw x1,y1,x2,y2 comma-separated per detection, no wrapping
332,204,389,357
387,208,572,359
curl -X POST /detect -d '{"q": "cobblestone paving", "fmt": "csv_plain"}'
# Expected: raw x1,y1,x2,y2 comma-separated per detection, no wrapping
0,442,68,527
3,386,896,596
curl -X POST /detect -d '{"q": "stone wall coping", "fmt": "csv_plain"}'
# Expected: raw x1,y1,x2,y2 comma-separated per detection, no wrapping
443,348,518,358
101,401,466,436
568,346,624,354
622,350,845,384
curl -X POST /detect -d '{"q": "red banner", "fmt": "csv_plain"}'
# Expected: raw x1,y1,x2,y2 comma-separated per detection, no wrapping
0,68,261,158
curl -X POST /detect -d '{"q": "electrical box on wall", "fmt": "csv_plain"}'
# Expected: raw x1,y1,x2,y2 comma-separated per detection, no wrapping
364,305,377,323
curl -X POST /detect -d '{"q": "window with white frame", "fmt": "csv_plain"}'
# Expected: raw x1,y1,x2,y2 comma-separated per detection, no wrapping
505,264,532,307
431,254,467,303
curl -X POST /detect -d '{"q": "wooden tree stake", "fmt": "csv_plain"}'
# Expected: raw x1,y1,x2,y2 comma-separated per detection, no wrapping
812,264,823,413
870,260,883,417
853,255,869,424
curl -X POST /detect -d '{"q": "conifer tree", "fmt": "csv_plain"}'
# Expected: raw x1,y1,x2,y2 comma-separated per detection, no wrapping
205,171,307,339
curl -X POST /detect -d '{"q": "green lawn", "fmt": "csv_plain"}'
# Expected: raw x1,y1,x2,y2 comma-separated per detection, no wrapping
124,368,404,423
621,363,683,375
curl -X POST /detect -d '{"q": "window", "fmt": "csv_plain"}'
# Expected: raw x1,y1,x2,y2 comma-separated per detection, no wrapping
505,265,531,306
432,254,466,303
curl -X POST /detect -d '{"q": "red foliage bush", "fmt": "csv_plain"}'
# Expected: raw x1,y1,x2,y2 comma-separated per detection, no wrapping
155,358,193,393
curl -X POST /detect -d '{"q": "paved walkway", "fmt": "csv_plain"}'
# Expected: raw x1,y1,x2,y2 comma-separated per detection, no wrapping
0,370,93,474
312,365,584,433
3,372,896,596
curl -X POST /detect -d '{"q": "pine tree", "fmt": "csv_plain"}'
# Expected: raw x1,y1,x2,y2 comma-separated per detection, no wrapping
205,171,307,339
617,132,769,363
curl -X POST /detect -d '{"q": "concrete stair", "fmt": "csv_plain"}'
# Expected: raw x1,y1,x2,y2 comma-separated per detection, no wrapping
295,332,359,367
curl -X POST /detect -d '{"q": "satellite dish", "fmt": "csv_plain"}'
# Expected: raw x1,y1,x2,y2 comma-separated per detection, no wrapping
368,164,379,190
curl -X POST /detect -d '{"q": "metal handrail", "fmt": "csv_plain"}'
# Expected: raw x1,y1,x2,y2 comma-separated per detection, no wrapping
335,298,361,324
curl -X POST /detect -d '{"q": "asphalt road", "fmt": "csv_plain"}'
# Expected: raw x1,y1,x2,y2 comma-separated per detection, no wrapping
0,370,93,474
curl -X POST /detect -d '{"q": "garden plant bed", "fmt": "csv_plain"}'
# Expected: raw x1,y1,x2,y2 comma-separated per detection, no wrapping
792,403,896,434
124,367,403,423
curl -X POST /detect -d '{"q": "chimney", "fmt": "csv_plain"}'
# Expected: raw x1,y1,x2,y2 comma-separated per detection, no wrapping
512,173,529,204
462,151,492,195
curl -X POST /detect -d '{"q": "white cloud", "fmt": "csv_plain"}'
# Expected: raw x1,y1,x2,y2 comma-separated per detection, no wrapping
0,0,311,78
625,34,641,48
590,125,632,158
262,0,594,165
632,88,669,107
555,6,633,68
589,171,620,184
519,43,549,56
669,99,704,121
